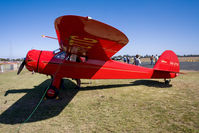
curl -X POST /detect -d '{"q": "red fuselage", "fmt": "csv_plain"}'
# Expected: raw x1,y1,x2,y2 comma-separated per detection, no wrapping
25,49,177,80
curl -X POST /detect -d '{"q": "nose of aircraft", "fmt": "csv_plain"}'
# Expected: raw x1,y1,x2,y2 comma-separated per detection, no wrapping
17,49,41,75
25,49,41,72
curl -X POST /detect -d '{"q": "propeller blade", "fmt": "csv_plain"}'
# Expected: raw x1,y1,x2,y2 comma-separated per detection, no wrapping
17,59,26,75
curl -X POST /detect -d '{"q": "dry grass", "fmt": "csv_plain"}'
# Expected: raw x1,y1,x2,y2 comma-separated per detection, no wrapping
0,70,199,133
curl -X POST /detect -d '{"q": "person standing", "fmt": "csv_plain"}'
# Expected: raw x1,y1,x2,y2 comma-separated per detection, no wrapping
127,56,130,64
123,56,127,63
133,56,136,65
150,55,154,65
155,54,159,63
135,54,141,66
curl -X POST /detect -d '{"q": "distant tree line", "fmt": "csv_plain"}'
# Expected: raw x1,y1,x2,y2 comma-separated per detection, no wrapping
111,54,199,60
0,58,24,61
177,54,199,57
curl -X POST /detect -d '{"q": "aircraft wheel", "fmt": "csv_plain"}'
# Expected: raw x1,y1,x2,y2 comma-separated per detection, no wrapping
164,79,171,85
45,86,59,99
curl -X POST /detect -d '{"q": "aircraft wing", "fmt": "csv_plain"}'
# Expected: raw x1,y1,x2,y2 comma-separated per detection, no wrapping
54,15,129,60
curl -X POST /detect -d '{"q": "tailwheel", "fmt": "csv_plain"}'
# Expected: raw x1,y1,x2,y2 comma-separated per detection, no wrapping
164,79,171,85
75,79,81,89
45,86,59,99
72,79,81,89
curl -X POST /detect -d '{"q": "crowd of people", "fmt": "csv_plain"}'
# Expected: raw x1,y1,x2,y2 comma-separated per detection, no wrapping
122,54,159,66
150,54,159,65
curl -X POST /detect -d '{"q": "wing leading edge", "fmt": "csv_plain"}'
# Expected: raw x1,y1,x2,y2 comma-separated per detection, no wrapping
54,15,129,60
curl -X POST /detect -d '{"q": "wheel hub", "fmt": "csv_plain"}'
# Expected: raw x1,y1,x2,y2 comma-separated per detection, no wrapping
47,89,56,97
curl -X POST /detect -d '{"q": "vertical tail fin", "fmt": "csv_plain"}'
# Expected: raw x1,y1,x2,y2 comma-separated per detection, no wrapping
153,50,180,73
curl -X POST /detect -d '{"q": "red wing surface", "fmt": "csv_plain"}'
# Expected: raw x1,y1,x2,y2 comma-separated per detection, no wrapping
55,15,129,60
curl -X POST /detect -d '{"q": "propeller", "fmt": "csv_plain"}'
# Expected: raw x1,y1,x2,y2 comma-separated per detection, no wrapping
17,59,26,75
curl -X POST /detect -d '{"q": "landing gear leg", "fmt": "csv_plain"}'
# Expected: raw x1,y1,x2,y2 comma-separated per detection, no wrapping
45,76,62,99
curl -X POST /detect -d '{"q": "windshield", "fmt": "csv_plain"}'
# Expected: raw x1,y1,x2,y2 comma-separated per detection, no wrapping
53,49,61,54
54,51,66,59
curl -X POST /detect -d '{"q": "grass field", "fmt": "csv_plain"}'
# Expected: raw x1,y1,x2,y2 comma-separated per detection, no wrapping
0,70,199,133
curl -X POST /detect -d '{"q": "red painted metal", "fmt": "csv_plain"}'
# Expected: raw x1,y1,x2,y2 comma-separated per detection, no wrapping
47,89,55,97
54,15,128,61
153,50,180,73
25,49,179,80
23,15,180,95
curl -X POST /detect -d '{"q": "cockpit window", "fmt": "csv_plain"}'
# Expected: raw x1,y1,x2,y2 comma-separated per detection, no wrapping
54,51,66,59
69,54,77,62
53,49,61,54
68,54,87,62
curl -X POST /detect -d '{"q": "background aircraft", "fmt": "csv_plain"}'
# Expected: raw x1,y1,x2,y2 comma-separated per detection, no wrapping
17,15,180,99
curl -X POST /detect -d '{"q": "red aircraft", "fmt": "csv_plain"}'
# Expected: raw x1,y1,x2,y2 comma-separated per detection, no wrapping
17,15,180,99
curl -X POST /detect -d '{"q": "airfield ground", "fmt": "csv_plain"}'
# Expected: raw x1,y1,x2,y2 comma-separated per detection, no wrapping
0,62,199,132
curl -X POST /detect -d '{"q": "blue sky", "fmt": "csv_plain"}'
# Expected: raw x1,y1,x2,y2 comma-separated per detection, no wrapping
0,0,199,58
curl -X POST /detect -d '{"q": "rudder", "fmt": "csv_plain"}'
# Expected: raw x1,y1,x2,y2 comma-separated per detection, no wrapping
153,50,180,73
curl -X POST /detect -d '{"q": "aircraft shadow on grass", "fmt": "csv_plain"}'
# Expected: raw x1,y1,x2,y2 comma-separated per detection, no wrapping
81,79,172,91
0,79,171,124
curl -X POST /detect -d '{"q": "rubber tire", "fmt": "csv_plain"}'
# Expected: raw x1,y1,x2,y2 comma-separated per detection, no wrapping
45,86,59,99
165,80,170,85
